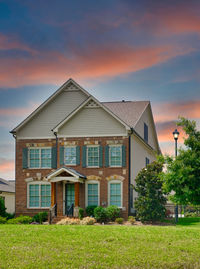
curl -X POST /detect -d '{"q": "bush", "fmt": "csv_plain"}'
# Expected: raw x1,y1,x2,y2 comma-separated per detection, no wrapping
7,215,33,224
115,217,124,224
94,206,108,223
128,216,136,225
106,205,120,221
0,197,6,217
80,217,96,225
79,208,84,220
86,206,97,217
0,216,7,224
7,218,19,224
5,213,15,220
33,212,48,224
56,218,80,225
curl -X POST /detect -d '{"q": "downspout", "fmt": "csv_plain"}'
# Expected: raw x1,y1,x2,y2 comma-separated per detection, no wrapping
10,131,16,216
128,128,134,216
52,131,58,216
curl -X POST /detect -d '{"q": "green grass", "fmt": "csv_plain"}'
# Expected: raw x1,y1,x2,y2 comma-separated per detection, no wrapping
0,222,200,269
177,217,200,226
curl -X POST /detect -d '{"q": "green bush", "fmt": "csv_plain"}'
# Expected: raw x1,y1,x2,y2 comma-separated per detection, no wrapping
79,208,84,220
7,218,19,224
0,197,6,217
94,206,108,223
86,205,97,217
128,216,136,225
7,215,33,224
115,217,124,224
5,213,15,220
106,205,120,221
0,216,7,224
33,212,48,224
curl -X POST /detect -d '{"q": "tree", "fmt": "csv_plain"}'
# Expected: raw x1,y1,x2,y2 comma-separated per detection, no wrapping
134,160,167,222
0,197,6,217
163,117,200,205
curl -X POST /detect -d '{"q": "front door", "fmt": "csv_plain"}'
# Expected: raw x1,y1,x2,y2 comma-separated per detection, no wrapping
65,183,75,216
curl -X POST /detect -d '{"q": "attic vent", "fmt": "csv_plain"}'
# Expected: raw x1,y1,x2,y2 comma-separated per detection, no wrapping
64,83,79,91
85,100,99,108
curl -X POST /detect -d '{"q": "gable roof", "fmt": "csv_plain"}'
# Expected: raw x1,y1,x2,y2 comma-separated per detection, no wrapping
0,178,15,193
47,167,86,180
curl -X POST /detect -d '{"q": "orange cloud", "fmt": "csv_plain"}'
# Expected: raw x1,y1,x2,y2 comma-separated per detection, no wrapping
0,160,14,173
0,103,39,117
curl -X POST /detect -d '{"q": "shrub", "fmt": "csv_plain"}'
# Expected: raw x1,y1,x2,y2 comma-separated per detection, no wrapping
79,208,84,220
5,213,15,220
0,197,6,217
80,217,96,225
86,205,97,217
106,205,120,221
7,215,33,224
0,216,7,224
7,218,19,224
56,218,80,225
33,212,48,224
128,216,136,225
115,217,124,224
94,206,108,223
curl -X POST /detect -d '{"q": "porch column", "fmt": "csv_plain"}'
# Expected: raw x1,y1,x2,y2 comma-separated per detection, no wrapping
51,182,56,206
75,182,80,207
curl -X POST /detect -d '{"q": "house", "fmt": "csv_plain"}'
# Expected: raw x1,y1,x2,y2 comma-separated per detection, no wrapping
10,78,160,220
0,178,15,214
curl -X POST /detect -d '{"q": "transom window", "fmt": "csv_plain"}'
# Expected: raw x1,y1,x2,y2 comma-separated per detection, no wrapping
109,182,122,207
88,183,99,206
87,146,99,167
110,146,122,167
29,148,51,168
65,147,76,165
28,183,51,208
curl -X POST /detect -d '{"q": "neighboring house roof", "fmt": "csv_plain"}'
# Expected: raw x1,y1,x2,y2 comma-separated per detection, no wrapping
0,178,15,193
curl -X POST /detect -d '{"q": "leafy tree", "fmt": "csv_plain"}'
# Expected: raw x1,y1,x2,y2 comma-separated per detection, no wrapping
163,117,200,205
134,160,167,222
0,197,6,217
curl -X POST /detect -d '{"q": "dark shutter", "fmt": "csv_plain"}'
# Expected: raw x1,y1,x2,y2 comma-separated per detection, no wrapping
59,146,64,166
105,145,109,167
51,147,57,169
144,123,148,143
76,146,80,165
82,145,87,168
99,146,103,167
122,145,126,167
22,148,28,169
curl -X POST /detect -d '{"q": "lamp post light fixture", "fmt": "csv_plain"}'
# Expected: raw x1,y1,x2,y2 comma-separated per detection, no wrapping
173,128,179,223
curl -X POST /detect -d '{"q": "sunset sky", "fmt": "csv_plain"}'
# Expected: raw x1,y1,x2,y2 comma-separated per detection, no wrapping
0,0,200,179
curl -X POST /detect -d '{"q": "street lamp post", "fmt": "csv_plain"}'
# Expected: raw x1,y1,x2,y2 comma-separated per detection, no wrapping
173,129,179,223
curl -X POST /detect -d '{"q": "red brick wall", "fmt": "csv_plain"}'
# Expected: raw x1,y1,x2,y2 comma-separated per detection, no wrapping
15,136,130,219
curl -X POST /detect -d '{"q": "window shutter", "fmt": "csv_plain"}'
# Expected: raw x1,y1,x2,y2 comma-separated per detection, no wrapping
59,146,64,166
99,146,103,167
82,146,86,168
76,146,80,165
122,145,126,167
22,148,28,169
51,147,57,169
105,145,109,167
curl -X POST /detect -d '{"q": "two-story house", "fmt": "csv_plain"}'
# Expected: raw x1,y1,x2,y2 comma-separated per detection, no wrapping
10,78,160,221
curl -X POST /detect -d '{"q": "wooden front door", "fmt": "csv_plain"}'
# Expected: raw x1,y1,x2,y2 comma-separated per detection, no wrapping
65,183,75,216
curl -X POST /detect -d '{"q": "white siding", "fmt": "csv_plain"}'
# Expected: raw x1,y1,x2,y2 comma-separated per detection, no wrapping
59,107,127,137
17,88,88,138
0,192,15,214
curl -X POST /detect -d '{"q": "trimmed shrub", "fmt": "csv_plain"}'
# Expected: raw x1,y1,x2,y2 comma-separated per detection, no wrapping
86,205,97,217
33,212,48,224
0,216,7,224
115,217,124,224
94,206,108,223
7,218,19,224
80,217,96,225
0,197,6,217
5,213,15,220
106,205,120,221
7,215,33,224
79,208,84,220
128,216,136,225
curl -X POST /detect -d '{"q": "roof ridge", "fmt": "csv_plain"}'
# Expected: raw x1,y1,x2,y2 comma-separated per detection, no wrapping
102,100,150,103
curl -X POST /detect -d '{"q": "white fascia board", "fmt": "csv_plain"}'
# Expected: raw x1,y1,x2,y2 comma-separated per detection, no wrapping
47,167,79,180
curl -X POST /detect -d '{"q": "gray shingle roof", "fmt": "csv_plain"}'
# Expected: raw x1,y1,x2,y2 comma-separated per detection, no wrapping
102,101,149,128
0,178,15,193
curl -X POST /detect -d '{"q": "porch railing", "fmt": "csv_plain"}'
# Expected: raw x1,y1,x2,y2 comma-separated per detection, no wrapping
49,203,57,224
66,203,74,217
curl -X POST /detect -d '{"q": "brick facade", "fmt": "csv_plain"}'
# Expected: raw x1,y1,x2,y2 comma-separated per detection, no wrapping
15,136,130,219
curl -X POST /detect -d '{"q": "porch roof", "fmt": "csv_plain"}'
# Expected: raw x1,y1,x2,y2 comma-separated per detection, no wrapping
47,166,86,183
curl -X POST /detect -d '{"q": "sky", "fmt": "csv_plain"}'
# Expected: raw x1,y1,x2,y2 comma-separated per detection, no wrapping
0,0,200,179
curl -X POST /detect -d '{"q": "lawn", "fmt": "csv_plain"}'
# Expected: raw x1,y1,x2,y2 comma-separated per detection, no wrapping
0,220,200,269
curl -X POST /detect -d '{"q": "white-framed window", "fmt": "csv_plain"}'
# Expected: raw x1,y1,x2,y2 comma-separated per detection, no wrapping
109,145,122,167
108,180,123,207
29,148,51,168
27,182,51,208
85,180,100,207
65,146,76,165
87,146,99,167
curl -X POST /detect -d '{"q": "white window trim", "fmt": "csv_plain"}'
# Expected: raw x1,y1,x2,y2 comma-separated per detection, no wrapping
108,180,123,208
85,180,100,207
64,146,77,166
109,145,122,167
28,147,52,169
27,181,51,209
86,145,100,168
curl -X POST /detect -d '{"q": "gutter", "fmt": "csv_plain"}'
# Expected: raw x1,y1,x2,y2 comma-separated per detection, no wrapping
9,131,16,215
128,127,134,216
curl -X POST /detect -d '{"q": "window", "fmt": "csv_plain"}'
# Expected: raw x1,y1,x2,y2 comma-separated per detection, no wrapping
28,182,51,208
144,123,148,143
29,148,51,168
110,145,122,167
145,157,150,167
65,147,76,165
87,146,99,167
109,180,122,207
86,181,99,206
